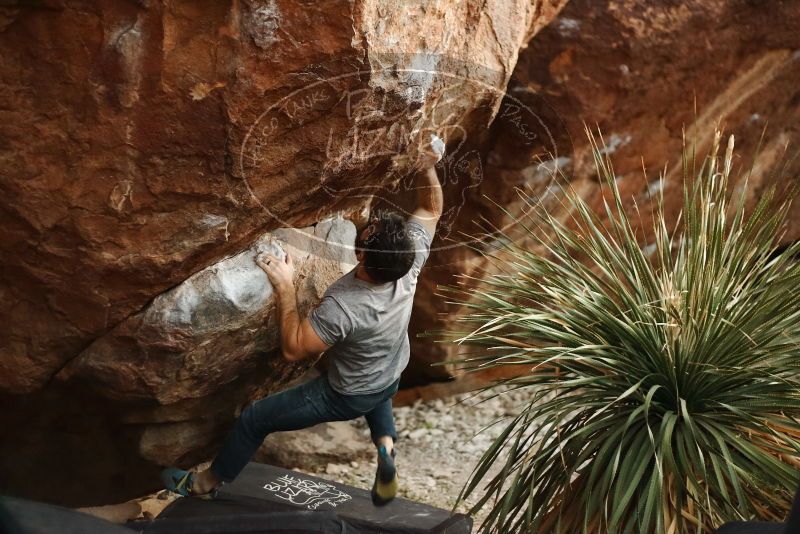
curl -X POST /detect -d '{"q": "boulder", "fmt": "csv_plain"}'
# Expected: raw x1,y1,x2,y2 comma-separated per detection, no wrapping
0,0,564,395
0,0,565,504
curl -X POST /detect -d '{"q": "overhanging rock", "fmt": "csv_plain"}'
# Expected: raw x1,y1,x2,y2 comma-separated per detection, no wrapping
0,0,568,505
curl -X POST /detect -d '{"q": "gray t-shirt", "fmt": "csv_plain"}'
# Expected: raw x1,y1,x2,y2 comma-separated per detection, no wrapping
308,220,433,395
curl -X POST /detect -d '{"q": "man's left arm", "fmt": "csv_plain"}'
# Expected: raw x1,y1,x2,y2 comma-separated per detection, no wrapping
410,135,444,237
258,253,330,362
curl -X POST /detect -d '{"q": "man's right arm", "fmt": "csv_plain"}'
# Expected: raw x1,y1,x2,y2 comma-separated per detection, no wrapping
258,253,331,362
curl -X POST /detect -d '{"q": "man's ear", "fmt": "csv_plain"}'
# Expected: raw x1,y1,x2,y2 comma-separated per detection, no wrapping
355,250,364,262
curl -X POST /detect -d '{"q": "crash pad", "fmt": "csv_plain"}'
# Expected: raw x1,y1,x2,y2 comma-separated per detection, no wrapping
147,463,471,534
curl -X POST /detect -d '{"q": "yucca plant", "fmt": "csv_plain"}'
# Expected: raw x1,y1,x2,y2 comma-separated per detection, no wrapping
443,131,800,533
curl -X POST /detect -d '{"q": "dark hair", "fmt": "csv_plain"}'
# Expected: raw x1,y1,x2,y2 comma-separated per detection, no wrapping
358,211,415,283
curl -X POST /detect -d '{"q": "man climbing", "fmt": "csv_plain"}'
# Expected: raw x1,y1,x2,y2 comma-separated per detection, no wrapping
162,137,444,506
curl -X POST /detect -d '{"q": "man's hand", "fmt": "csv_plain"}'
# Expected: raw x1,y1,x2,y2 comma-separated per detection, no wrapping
415,133,444,170
257,252,294,291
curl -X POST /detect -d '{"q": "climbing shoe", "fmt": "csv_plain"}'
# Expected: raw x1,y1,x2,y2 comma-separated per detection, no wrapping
160,468,217,499
371,445,398,506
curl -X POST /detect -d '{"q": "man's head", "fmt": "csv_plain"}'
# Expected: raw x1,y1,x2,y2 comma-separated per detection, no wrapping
355,210,415,283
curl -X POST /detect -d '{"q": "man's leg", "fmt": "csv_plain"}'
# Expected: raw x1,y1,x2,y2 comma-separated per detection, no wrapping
364,397,398,453
191,376,348,493
364,396,400,505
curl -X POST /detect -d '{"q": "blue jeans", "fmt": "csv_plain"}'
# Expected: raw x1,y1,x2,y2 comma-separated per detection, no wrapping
210,376,400,482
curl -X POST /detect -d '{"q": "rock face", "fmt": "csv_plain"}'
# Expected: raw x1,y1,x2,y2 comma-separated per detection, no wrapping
404,0,800,383
0,0,564,504
507,0,800,226
0,0,563,396
57,219,356,406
